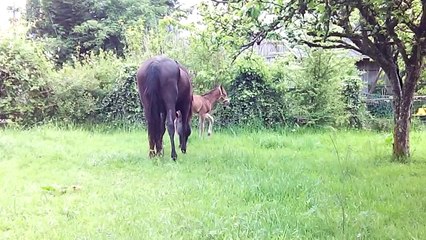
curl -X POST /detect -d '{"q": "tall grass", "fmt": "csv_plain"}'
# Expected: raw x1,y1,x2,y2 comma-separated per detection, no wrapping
0,126,425,239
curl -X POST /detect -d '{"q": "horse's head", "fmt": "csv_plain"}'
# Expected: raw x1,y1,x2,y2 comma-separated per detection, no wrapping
217,84,230,105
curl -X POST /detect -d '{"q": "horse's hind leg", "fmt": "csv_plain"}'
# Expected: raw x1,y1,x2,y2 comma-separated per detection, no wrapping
178,106,191,153
165,107,178,160
142,98,156,158
155,112,166,157
149,138,156,158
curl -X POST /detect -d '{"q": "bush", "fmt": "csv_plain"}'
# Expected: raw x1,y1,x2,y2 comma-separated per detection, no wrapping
217,55,286,127
49,50,125,123
342,77,368,128
0,37,55,126
366,99,393,118
270,49,364,127
366,117,393,132
97,64,143,124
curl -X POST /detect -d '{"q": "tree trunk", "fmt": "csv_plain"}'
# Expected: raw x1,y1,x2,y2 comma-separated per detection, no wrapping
387,63,422,159
392,97,411,158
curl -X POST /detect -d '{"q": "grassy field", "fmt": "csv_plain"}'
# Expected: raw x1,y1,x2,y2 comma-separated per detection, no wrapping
0,126,425,239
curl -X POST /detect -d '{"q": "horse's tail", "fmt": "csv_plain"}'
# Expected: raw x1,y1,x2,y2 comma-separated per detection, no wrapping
143,62,162,141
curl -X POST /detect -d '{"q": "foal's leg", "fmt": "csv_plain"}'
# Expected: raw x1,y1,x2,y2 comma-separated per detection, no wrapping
199,115,205,138
206,113,214,136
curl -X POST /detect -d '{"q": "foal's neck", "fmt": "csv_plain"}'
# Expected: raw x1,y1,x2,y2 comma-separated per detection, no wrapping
203,89,220,106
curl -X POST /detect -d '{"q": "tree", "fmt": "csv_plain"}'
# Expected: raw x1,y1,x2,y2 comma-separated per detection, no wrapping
25,0,178,65
200,0,426,159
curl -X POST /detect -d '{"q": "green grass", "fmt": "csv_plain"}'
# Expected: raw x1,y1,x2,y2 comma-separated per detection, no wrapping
0,126,425,239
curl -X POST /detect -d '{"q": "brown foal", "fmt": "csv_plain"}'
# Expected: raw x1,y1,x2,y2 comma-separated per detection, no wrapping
192,85,230,137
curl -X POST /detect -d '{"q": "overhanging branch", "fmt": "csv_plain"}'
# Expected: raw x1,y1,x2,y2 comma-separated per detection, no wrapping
300,39,363,54
386,18,409,64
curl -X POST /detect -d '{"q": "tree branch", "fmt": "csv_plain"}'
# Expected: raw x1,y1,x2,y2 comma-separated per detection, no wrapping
300,39,363,54
385,17,410,64
355,1,380,29
231,34,267,63
211,0,229,4
258,0,286,8
230,12,291,62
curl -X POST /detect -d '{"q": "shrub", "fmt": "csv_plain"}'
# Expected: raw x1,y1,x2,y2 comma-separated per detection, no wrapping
97,64,143,124
342,77,367,128
270,49,364,127
366,117,393,132
366,99,393,118
0,37,55,126
217,55,286,127
49,50,125,123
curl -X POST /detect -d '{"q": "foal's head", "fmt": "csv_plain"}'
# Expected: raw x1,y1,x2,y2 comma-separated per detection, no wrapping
216,84,230,105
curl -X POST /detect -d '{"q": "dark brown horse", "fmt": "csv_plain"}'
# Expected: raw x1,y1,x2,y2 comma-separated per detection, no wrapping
136,56,193,160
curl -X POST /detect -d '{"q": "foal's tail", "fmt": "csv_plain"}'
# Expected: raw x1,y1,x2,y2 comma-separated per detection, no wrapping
143,62,162,141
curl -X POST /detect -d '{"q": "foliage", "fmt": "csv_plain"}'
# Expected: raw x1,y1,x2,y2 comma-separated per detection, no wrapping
366,117,394,132
269,49,365,127
342,77,367,128
25,0,177,65
366,100,394,118
201,0,426,157
417,69,426,95
286,50,347,126
97,64,143,125
125,16,235,93
49,50,125,123
0,37,55,126
216,55,285,127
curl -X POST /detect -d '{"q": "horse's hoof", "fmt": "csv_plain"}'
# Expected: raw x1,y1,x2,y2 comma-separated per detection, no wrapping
207,132,211,136
181,149,186,154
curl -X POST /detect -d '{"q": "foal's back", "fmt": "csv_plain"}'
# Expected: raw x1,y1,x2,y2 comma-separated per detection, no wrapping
192,95,212,115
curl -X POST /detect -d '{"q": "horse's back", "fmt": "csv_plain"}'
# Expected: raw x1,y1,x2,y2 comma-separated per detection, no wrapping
137,56,180,87
137,56,192,110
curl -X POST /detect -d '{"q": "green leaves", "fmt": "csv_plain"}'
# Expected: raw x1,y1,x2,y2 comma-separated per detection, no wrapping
97,65,143,124
26,0,177,66
0,37,55,126
246,3,261,19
